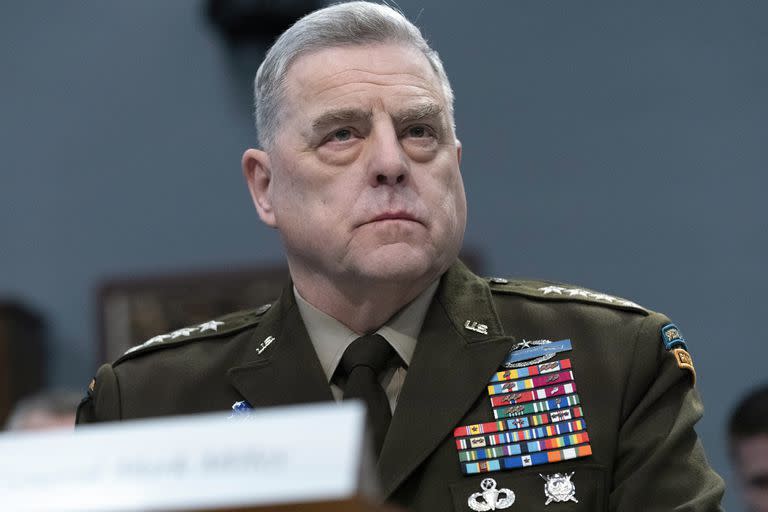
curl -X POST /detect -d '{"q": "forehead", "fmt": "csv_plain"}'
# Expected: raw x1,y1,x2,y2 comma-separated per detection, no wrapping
281,43,445,116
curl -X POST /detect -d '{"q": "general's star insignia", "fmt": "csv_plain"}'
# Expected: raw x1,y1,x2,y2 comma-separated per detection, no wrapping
170,327,198,339
540,286,565,295
198,320,224,332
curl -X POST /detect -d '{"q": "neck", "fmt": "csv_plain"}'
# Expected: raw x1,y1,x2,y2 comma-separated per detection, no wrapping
290,269,440,334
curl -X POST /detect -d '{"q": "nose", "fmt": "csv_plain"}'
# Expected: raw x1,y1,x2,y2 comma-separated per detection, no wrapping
366,121,409,187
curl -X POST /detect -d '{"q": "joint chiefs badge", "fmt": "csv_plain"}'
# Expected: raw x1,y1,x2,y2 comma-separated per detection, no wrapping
540,472,578,505
467,478,515,511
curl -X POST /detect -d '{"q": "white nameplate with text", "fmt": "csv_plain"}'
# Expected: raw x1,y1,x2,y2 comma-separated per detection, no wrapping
0,401,374,511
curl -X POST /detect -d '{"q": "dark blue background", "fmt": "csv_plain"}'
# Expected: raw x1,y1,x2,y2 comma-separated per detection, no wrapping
2,2,765,509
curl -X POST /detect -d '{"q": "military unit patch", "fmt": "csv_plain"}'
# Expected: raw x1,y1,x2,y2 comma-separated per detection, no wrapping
661,323,688,351
454,339,593,476
673,348,696,384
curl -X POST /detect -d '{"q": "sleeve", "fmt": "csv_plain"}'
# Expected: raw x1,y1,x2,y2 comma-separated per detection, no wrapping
75,363,122,424
609,312,725,511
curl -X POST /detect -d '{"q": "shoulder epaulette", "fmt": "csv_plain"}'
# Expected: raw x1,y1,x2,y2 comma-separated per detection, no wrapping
115,303,272,364
485,276,648,315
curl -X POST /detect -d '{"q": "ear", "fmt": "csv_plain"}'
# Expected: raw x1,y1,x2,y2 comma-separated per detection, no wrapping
242,148,277,227
455,138,462,165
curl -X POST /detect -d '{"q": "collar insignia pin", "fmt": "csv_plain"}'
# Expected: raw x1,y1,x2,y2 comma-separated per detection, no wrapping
465,320,489,335
256,335,276,354
541,472,578,505
468,478,515,511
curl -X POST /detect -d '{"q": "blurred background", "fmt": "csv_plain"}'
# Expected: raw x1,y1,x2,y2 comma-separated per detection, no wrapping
0,1,765,510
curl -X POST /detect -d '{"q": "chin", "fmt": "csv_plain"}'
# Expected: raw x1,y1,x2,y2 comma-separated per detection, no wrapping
350,244,452,284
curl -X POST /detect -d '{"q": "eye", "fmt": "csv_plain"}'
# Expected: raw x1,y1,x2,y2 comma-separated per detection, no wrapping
405,125,431,138
332,128,353,142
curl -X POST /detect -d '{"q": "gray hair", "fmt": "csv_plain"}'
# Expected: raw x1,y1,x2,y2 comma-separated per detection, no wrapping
254,1,455,149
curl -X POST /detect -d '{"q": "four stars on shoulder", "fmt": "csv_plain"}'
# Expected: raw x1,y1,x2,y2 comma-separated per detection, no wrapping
538,285,642,309
124,320,226,355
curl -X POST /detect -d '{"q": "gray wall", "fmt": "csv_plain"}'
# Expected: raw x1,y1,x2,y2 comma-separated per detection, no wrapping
1,2,766,510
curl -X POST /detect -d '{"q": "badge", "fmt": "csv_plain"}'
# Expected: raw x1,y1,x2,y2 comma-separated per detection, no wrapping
672,348,696,384
465,320,489,335
256,335,276,354
661,323,687,351
541,472,578,504
501,339,572,369
467,478,515,511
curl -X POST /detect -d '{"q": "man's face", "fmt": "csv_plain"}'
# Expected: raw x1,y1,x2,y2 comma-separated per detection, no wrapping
247,44,466,289
733,435,768,512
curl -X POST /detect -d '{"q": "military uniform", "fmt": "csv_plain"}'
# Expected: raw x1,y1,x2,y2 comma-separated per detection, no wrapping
77,261,725,511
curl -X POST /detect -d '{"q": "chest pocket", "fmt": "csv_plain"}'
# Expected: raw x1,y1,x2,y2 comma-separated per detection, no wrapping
449,464,607,512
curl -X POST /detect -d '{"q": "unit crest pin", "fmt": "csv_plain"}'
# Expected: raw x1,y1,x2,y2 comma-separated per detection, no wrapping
540,472,578,505
467,478,515,511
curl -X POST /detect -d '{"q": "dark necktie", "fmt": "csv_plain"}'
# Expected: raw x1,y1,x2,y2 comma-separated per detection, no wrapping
337,333,396,457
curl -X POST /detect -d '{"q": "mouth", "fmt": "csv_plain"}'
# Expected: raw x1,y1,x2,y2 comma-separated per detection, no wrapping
364,211,422,225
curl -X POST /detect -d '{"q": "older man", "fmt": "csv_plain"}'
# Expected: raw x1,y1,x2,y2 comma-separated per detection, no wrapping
78,2,724,511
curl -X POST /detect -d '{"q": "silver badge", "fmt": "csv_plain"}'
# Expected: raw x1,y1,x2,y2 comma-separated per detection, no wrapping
502,339,556,369
256,335,275,354
467,478,515,511
541,472,578,505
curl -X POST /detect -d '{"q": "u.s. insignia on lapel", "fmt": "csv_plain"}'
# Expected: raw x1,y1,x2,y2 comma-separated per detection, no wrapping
467,478,515,511
541,472,578,505
453,339,593,475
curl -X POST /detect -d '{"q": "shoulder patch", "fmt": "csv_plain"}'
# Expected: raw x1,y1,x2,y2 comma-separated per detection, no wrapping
115,304,272,364
672,347,696,385
486,277,648,315
661,323,688,351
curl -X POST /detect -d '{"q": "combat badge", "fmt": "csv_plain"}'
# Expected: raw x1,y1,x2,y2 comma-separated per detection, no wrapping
672,348,696,385
467,478,515,511
541,472,578,505
501,339,573,369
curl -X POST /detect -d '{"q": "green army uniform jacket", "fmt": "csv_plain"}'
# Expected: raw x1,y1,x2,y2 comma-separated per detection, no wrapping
77,261,725,511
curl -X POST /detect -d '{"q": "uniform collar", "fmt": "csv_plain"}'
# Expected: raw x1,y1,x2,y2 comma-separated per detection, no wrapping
294,280,439,383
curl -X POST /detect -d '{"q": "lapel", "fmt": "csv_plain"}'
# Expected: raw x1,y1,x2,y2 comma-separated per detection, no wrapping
377,261,517,498
227,285,334,407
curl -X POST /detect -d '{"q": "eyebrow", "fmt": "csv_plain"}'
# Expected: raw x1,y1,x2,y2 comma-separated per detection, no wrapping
309,102,445,134
311,108,373,133
392,102,444,125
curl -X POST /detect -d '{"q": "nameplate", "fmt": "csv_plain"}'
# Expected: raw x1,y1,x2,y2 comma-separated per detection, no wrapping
0,401,375,511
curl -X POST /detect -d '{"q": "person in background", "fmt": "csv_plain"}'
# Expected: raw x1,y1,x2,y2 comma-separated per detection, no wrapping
5,390,80,431
729,383,768,512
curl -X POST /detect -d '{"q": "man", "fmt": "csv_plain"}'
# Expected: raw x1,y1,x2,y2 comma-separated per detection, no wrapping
78,2,725,510
728,384,768,512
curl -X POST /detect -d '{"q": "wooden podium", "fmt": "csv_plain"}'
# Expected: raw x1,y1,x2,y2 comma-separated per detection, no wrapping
0,402,380,511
